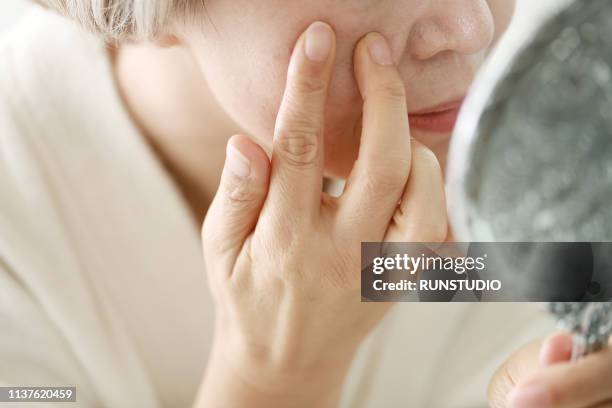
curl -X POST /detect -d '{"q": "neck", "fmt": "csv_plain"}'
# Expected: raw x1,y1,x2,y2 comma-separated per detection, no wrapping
111,43,242,224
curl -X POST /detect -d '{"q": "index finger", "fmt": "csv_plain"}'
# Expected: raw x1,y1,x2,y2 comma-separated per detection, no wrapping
262,22,336,225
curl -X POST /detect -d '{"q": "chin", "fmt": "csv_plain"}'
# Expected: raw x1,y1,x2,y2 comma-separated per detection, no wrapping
321,129,453,181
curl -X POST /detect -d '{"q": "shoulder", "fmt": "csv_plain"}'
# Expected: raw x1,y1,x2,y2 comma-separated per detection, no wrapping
0,6,110,158
0,6,115,266
0,6,116,135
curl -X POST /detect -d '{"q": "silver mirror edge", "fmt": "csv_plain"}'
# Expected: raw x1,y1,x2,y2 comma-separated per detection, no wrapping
446,0,576,242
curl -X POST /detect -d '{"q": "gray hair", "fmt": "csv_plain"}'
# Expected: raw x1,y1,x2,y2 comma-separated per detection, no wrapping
35,0,202,41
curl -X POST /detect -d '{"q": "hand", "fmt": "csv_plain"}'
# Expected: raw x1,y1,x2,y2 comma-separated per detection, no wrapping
197,21,447,407
489,332,612,408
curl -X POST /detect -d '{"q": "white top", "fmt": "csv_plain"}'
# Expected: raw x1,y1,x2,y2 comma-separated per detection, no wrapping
0,8,555,408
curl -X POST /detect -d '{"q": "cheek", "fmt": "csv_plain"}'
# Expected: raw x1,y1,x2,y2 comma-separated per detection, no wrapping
195,34,363,150
196,47,286,147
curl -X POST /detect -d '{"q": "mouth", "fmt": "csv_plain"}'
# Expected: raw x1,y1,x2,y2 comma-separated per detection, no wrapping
408,97,465,134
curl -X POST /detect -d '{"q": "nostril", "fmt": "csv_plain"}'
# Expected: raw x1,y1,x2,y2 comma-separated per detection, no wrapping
408,21,447,60
408,1,495,60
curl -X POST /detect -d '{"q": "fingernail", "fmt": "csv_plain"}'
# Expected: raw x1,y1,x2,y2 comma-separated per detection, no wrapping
226,143,251,179
304,22,333,62
367,33,394,66
507,385,552,408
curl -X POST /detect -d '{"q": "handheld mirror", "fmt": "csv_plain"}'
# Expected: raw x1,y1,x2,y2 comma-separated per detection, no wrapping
447,0,612,359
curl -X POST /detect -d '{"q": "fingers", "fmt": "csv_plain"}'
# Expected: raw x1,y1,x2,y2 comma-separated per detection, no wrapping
539,332,573,367
488,339,543,408
385,141,447,242
491,334,612,408
339,32,412,239
202,135,270,270
264,22,336,224
508,344,612,408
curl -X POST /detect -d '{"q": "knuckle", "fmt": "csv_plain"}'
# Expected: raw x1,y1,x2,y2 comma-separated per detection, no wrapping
269,250,306,284
220,176,255,206
373,77,406,102
361,171,404,199
254,227,315,285
275,126,320,167
363,177,400,206
255,218,295,256
289,72,329,95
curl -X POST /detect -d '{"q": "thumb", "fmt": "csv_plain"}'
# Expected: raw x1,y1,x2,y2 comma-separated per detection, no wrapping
488,338,543,408
488,333,573,408
538,332,573,367
202,134,270,263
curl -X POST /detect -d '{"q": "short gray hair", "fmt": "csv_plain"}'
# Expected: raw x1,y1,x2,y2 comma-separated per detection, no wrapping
35,0,202,41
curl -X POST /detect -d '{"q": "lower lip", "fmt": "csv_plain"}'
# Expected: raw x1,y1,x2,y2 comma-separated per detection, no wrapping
409,106,461,134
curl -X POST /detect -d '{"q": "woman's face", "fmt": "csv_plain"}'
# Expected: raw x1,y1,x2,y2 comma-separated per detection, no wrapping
179,0,515,178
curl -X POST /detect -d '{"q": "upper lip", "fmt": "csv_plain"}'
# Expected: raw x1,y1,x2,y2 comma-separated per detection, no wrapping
409,97,466,116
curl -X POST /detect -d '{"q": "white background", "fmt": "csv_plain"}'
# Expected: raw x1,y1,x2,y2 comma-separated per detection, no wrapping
0,0,567,36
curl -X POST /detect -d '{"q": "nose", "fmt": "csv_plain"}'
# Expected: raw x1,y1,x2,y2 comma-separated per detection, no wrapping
407,0,495,60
